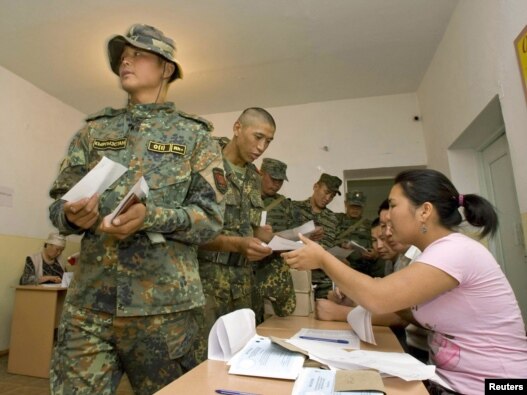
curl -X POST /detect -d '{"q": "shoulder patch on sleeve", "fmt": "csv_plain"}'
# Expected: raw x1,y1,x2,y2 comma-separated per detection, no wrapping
213,168,228,194
177,110,214,131
85,107,125,121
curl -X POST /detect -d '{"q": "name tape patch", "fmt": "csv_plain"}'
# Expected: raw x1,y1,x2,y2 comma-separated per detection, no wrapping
148,141,186,155
93,138,127,150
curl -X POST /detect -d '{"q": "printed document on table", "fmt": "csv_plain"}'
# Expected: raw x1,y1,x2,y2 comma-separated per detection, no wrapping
276,220,315,241
347,306,376,345
267,236,304,251
292,368,385,395
61,157,127,202
308,348,436,381
288,328,361,351
228,336,305,380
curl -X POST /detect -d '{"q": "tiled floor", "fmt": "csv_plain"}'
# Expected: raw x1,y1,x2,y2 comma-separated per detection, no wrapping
0,355,134,394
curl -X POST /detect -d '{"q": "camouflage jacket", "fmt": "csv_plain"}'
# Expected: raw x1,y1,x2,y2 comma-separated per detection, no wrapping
49,102,225,316
335,214,373,250
197,137,264,265
292,198,338,249
262,193,302,233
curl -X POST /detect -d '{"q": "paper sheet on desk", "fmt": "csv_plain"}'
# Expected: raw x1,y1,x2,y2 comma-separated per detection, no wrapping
308,348,436,381
208,308,256,361
276,220,315,241
347,305,376,345
61,156,127,202
287,328,361,351
292,368,385,395
228,336,305,380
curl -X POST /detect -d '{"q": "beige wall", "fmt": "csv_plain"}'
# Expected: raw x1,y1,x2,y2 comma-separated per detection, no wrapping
0,65,84,350
417,0,527,245
0,234,80,352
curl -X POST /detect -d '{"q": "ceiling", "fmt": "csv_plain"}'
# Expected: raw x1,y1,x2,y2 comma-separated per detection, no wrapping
0,0,458,116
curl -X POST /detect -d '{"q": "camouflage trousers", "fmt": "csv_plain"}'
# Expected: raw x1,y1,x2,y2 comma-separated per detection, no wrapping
312,269,333,299
252,255,296,323
50,303,198,395
191,261,253,364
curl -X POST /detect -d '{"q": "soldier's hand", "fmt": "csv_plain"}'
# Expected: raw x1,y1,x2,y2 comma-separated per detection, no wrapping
99,203,146,240
64,194,100,229
239,237,272,261
361,248,378,260
307,226,324,242
254,225,273,243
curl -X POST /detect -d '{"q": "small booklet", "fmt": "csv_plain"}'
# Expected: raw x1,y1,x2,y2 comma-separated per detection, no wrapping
107,177,149,223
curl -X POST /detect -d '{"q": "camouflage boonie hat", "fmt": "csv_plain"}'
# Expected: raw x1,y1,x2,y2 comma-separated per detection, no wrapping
108,24,182,82
346,190,366,207
318,173,342,195
261,158,288,181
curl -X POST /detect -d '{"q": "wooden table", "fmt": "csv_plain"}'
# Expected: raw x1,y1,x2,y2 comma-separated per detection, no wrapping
155,315,429,395
7,285,67,378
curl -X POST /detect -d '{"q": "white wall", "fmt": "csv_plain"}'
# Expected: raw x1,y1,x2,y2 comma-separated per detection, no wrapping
0,65,84,351
0,65,85,237
418,0,527,213
204,93,426,212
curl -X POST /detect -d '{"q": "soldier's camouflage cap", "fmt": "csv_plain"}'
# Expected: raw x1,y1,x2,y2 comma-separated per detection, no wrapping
261,158,288,181
108,24,182,82
318,173,342,195
346,190,366,207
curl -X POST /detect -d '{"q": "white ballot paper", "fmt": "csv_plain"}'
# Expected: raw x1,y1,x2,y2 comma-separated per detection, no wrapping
288,328,361,351
309,348,436,381
208,309,256,361
61,156,128,202
106,177,149,222
347,306,376,345
267,236,304,251
292,368,384,395
259,210,267,226
347,240,368,253
61,272,74,288
327,246,353,260
276,220,315,241
228,336,305,380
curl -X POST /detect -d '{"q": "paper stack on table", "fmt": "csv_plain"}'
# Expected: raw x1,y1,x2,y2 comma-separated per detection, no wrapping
208,309,256,361
228,335,306,380
292,368,385,395
347,305,376,345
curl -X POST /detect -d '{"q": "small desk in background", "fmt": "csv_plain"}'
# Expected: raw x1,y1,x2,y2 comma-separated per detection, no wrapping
155,315,429,395
8,285,67,378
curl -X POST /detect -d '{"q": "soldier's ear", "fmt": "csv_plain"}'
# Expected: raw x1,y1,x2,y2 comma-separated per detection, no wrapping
233,121,242,137
163,62,175,80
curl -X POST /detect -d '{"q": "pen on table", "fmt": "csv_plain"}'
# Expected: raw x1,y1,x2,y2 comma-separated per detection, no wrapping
215,389,262,395
298,335,350,344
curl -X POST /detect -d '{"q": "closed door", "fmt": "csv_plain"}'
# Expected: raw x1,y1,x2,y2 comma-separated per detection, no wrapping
481,133,527,322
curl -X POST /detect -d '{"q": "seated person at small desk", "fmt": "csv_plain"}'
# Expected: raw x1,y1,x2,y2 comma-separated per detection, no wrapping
19,232,66,285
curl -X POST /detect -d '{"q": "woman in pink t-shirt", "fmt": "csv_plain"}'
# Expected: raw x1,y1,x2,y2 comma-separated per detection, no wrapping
283,169,527,395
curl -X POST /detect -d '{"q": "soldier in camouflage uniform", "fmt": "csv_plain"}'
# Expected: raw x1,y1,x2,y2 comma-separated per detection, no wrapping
292,173,341,299
253,158,301,323
48,24,226,395
335,191,384,277
192,108,276,363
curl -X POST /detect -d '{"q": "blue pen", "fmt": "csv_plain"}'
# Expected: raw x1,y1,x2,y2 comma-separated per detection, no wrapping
299,335,349,344
215,390,262,395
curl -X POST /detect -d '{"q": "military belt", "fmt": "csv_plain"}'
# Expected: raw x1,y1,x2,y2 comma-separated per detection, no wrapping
197,250,245,266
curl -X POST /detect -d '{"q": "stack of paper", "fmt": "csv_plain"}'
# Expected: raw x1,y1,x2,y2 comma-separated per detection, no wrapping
228,336,305,380
347,306,376,344
208,309,256,361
